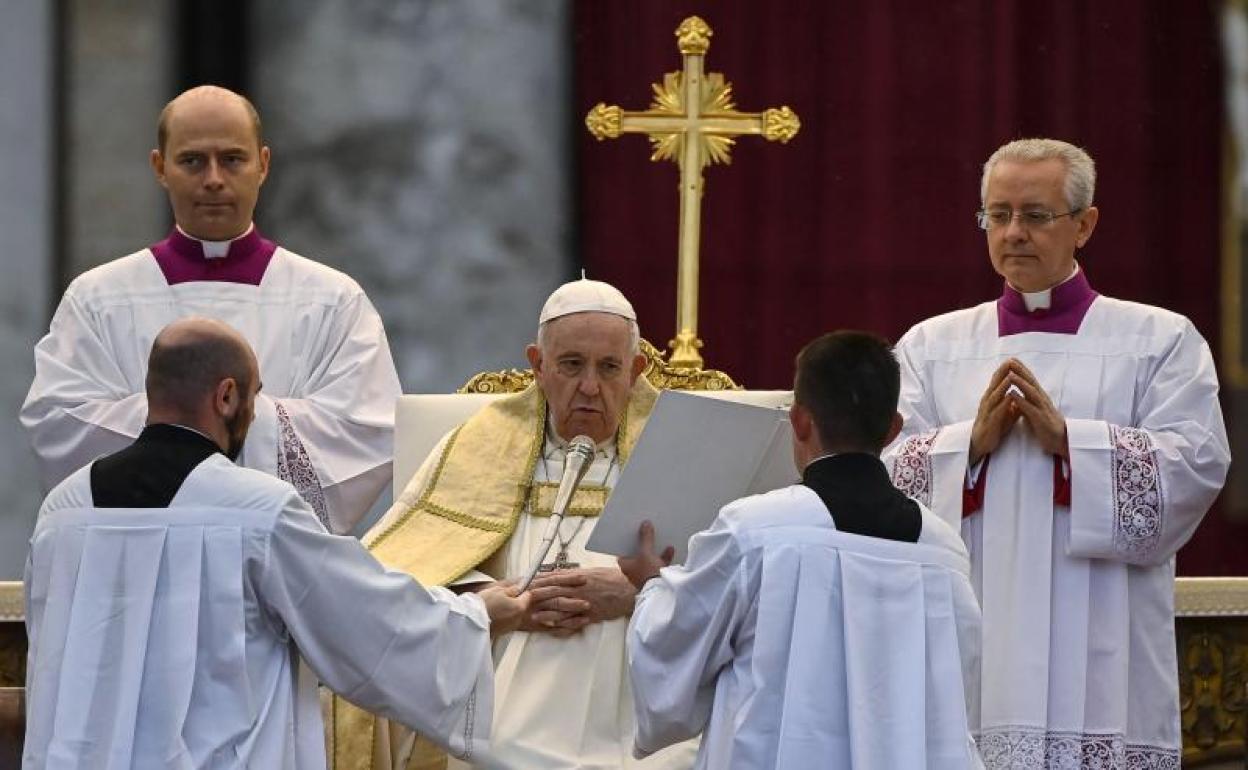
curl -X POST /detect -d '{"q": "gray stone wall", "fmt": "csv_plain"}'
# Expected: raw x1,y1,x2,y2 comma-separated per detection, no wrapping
0,3,53,578
252,0,572,393
0,0,171,578
66,0,170,277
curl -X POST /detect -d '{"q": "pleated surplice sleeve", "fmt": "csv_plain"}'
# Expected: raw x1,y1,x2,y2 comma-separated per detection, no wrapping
1066,318,1230,565
258,494,494,761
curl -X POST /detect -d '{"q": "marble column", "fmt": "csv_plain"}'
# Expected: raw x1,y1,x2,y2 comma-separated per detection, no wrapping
0,3,53,578
251,0,572,393
65,0,171,278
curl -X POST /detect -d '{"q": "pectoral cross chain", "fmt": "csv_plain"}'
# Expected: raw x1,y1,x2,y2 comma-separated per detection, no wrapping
538,547,579,572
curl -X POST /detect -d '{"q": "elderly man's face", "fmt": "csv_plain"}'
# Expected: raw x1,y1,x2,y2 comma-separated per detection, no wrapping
983,158,1098,292
526,313,646,445
151,96,269,241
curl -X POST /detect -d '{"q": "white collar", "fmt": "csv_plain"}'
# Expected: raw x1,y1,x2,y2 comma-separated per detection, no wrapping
1013,263,1081,312
176,222,254,260
543,416,617,459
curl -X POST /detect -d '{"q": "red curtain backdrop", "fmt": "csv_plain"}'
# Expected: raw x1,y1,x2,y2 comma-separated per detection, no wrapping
573,1,1244,574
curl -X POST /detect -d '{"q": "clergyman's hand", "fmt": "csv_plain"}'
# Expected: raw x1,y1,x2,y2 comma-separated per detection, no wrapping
969,359,1022,465
517,585,591,639
476,582,532,638
528,566,639,629
1004,360,1068,459
617,520,675,591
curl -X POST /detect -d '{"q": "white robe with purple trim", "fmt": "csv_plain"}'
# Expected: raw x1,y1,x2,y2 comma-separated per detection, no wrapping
21,247,401,533
883,295,1229,769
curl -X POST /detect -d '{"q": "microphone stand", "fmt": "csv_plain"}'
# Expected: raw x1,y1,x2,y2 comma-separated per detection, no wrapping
517,436,596,592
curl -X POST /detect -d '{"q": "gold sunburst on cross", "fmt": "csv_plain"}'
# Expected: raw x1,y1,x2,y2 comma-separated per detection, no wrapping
586,15,800,369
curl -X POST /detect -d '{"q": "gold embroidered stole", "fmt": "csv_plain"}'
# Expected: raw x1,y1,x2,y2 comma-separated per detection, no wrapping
333,376,658,770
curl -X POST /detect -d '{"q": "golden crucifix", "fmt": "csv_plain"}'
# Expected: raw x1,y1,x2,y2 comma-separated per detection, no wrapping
585,16,799,369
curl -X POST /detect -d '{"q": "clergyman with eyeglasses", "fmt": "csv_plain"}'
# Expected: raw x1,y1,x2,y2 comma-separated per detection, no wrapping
882,138,1229,767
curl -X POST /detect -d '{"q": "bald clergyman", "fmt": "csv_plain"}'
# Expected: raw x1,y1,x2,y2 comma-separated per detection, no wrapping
333,279,698,770
21,85,400,534
23,317,529,769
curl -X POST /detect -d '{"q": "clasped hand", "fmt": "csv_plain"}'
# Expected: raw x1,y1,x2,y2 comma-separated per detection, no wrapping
517,566,638,638
969,358,1068,465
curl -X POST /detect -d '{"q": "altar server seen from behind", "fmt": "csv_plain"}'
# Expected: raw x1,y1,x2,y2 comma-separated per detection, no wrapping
22,317,528,770
621,331,984,770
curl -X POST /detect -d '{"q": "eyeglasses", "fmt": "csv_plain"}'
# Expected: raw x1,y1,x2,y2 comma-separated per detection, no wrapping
976,208,1082,231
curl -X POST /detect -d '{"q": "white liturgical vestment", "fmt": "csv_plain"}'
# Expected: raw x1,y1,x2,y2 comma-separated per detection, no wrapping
370,424,699,770
628,485,984,770
23,455,493,770
21,242,400,533
884,292,1230,768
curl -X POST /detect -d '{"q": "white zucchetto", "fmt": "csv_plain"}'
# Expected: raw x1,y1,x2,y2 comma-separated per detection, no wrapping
538,278,636,325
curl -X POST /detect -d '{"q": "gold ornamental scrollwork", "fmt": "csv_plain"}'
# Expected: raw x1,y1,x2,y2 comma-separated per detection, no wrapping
585,104,622,140
458,368,534,395
1178,624,1248,763
457,338,739,394
675,16,712,55
638,338,738,391
1174,578,1248,764
763,107,801,143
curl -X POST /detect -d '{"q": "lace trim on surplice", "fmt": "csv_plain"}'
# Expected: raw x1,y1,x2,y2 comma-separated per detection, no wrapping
1109,425,1164,558
977,726,1179,769
890,430,937,507
275,402,331,530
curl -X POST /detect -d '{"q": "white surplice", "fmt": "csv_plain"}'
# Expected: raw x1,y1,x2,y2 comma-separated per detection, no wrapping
883,296,1230,768
627,485,984,770
21,247,401,533
23,454,493,770
372,425,699,770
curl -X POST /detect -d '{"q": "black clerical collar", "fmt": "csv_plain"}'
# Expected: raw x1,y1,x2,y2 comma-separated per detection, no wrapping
90,424,223,508
143,423,222,450
801,453,921,543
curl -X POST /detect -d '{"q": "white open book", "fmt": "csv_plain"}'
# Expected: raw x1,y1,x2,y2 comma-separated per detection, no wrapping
585,389,798,563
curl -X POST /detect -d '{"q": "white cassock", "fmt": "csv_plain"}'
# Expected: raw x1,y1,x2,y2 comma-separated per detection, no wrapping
883,294,1229,767
375,424,699,770
626,485,984,770
21,243,400,533
23,454,493,770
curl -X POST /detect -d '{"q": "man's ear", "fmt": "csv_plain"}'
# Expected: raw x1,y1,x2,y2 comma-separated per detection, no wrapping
882,411,903,448
629,352,646,383
215,377,239,418
789,403,813,443
525,344,542,373
1075,205,1099,248
257,145,271,185
150,149,168,188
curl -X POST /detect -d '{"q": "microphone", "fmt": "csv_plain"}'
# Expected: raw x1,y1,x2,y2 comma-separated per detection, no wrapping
517,435,597,592
549,435,597,520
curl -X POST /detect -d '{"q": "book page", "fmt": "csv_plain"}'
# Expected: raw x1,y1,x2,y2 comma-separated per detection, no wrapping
586,390,794,562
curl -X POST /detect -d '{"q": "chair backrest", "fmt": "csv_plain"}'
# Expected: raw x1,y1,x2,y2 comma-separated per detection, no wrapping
394,389,792,496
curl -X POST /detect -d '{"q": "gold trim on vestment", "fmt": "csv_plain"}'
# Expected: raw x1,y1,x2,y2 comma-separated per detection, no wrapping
333,377,658,770
529,482,608,517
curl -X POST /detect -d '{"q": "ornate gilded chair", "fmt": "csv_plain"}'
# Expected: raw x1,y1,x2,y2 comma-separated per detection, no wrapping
393,339,791,496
